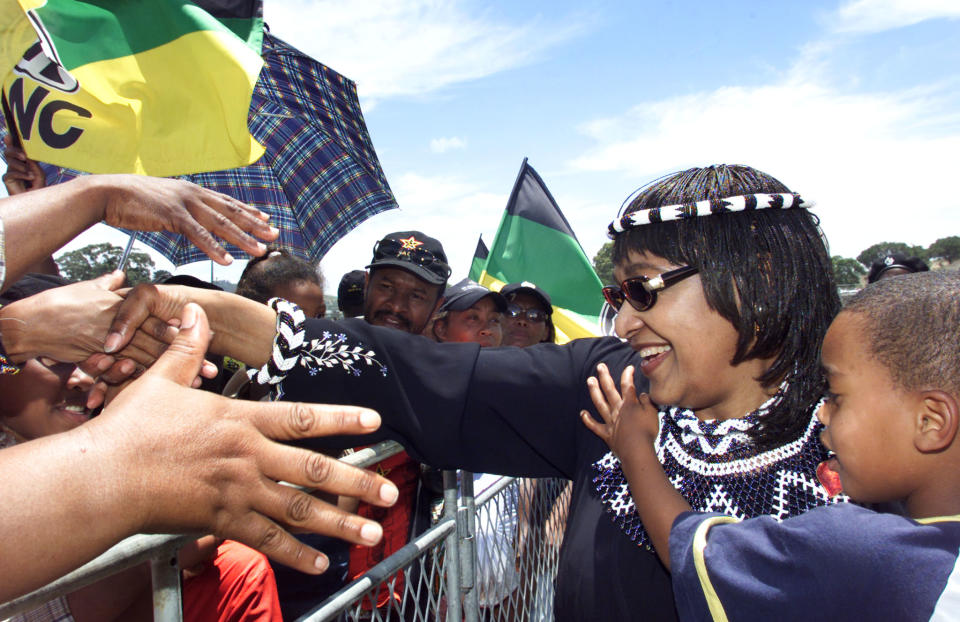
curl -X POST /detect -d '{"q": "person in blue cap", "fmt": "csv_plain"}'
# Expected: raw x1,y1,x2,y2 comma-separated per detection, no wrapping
431,278,506,348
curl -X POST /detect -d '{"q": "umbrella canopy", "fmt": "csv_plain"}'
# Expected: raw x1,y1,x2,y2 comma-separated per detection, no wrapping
12,32,397,265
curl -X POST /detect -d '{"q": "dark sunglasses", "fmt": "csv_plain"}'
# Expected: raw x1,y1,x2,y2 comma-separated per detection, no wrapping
373,238,452,280
602,265,698,312
505,304,548,323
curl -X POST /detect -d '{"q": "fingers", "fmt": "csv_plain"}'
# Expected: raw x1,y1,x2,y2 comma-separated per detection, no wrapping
620,365,637,404
242,402,384,442
90,270,127,292
256,442,399,507
142,303,210,386
178,189,278,265
586,376,611,422
106,284,162,353
580,408,608,440
223,511,331,575
596,363,623,415
254,482,386,548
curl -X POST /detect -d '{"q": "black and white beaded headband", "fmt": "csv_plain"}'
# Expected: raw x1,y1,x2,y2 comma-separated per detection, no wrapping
607,192,815,238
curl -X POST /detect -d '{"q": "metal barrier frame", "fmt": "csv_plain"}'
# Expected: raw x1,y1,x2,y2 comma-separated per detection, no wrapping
0,442,567,622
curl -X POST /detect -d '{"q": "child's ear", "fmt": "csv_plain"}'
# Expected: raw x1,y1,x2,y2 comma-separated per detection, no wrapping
914,390,960,453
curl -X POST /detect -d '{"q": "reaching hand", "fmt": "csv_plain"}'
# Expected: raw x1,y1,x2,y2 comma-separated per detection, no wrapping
93,303,398,574
97,175,279,265
0,272,174,367
2,134,46,194
580,363,660,456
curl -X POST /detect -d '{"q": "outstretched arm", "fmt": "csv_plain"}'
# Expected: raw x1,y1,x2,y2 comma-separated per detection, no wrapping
0,303,398,602
580,363,691,569
0,173,278,291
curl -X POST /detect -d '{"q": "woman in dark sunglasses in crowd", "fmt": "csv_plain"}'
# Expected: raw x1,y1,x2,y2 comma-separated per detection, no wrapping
103,164,841,621
500,281,556,346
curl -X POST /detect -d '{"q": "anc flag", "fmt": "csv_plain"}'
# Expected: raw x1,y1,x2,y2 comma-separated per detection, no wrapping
468,235,488,281
476,158,605,343
1,0,264,176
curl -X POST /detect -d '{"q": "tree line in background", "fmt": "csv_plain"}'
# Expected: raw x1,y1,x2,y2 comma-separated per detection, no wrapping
56,242,171,284
591,236,960,289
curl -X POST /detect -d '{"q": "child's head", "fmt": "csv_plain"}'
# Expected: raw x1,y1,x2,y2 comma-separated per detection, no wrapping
607,164,838,448
818,271,960,508
236,247,325,318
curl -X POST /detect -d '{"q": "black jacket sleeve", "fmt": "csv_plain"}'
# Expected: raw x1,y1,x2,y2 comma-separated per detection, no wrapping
279,318,641,479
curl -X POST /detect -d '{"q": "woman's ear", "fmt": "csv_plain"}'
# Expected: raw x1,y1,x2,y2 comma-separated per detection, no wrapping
914,390,960,453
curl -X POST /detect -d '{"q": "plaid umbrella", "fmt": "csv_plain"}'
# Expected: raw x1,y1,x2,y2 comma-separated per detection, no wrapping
18,33,397,265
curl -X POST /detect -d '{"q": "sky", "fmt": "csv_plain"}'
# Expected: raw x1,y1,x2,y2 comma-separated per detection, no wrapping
28,0,960,287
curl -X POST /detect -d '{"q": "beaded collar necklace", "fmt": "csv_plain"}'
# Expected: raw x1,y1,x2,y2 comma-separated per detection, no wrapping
591,394,841,551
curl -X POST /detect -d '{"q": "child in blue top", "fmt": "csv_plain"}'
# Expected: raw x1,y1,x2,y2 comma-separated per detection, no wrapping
583,270,960,621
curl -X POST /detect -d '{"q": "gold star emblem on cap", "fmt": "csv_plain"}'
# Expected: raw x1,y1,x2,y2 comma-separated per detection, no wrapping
399,236,423,250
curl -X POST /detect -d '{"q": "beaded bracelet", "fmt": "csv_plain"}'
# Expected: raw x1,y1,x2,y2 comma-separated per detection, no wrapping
0,306,21,375
248,298,306,386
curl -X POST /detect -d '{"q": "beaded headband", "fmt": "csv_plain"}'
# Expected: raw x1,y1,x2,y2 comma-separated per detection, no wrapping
607,192,815,238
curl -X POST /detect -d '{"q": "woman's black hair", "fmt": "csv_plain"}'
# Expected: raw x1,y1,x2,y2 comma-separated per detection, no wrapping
611,164,840,450
235,247,322,304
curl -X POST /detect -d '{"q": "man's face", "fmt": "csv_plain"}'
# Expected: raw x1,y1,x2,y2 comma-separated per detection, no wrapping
436,296,503,347
364,267,442,334
817,312,916,503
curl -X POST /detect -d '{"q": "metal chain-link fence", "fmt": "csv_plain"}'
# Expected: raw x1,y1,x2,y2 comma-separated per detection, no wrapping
302,471,570,622
0,443,571,622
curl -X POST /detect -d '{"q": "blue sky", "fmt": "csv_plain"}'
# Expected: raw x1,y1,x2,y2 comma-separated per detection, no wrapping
49,0,960,286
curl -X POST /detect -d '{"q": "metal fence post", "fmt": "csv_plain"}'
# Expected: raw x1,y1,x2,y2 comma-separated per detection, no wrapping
442,470,461,622
150,547,183,622
458,472,479,622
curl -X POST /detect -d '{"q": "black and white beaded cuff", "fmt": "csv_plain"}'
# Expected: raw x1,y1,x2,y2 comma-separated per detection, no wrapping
248,298,306,386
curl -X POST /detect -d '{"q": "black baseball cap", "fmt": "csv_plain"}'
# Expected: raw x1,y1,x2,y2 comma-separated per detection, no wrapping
337,269,366,311
500,281,553,315
366,230,451,286
439,278,507,313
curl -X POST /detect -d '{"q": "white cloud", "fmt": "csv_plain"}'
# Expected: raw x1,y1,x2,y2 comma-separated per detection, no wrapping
828,0,960,34
429,136,466,153
568,78,960,259
264,0,586,100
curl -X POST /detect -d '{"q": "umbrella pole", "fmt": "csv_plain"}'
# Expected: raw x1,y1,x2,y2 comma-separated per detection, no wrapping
210,260,214,285
116,231,138,273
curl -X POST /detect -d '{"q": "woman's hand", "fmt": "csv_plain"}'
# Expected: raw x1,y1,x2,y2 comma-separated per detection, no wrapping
580,363,660,456
2,134,46,194
95,175,278,265
0,272,174,366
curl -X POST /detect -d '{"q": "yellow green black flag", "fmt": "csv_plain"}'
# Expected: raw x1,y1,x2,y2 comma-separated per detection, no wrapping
1,0,264,176
475,159,605,344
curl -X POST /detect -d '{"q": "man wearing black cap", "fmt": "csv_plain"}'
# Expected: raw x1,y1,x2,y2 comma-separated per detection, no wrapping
363,231,451,334
500,281,556,347
431,278,506,348
337,270,366,318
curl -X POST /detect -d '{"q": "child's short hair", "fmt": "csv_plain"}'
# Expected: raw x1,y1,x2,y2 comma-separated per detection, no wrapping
611,164,840,450
235,247,322,304
844,271,960,396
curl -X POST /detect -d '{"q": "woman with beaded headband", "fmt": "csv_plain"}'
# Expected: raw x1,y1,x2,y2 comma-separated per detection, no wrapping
101,163,841,622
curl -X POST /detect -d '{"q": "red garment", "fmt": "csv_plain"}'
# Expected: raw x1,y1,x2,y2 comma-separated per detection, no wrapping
183,540,282,622
348,449,421,609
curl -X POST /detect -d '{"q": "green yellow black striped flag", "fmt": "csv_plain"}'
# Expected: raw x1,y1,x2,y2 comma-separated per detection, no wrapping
1,0,264,176
477,159,605,343
467,235,488,282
